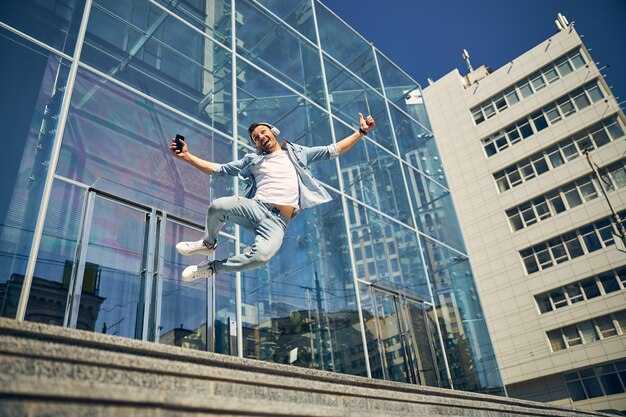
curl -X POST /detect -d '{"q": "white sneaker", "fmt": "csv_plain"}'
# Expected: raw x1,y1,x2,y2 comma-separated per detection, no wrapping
176,240,215,256
182,260,214,282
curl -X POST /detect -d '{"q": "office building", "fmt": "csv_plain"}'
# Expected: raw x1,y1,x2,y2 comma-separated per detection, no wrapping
0,0,503,395
423,14,626,413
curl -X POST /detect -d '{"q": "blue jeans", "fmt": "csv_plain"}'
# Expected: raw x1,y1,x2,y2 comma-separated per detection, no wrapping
203,196,290,273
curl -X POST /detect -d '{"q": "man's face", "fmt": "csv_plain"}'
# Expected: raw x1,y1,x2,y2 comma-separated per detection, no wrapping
250,125,279,153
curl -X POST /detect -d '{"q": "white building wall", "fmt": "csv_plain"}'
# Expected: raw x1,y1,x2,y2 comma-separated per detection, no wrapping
424,24,626,413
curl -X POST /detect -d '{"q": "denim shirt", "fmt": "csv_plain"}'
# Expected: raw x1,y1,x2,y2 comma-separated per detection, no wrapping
212,140,339,211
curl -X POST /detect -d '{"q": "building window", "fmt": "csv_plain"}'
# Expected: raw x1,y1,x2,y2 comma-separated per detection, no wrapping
492,116,625,193
533,268,626,314
470,48,587,125
564,364,626,402
482,80,605,157
520,211,626,274
506,159,625,231
546,310,626,352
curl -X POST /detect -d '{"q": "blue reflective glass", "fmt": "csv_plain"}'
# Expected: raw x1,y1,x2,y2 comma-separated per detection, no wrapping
259,0,317,43
0,30,71,319
420,236,504,395
27,180,85,325
154,0,231,45
57,67,233,226
82,0,233,135
376,51,421,109
346,201,429,301
315,2,380,90
241,192,367,376
159,221,210,350
390,105,444,185
403,163,466,251
236,0,325,107
0,0,85,55
324,58,395,153
334,119,412,225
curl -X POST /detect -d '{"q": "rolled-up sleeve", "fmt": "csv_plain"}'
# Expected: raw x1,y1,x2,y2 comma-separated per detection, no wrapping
304,144,339,164
212,157,248,177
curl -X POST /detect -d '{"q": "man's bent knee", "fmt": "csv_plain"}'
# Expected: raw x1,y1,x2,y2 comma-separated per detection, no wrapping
208,196,236,215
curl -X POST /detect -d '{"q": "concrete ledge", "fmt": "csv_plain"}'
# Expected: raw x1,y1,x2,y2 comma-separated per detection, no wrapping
0,318,609,416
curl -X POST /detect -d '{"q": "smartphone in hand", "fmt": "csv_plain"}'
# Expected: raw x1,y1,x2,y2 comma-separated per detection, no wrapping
175,134,184,153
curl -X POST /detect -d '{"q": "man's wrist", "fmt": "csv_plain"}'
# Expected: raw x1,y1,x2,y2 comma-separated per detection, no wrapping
359,127,368,136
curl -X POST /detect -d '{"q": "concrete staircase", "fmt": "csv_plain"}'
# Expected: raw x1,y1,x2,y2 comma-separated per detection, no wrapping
0,318,609,416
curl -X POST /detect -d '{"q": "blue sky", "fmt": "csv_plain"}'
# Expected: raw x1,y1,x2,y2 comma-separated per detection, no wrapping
323,0,626,104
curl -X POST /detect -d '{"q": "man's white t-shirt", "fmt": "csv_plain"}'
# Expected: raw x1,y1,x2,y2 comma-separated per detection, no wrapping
250,150,299,208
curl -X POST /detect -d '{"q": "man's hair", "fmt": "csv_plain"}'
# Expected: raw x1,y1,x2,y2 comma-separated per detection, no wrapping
247,122,279,140
248,122,272,139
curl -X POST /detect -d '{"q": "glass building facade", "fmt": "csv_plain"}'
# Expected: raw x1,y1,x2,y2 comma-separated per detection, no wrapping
0,0,504,394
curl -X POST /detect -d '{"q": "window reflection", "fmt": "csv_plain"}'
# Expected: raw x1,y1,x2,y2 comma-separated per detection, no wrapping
0,32,71,320
242,194,367,376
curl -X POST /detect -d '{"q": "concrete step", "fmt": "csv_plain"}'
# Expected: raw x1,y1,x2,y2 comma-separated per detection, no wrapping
0,318,609,417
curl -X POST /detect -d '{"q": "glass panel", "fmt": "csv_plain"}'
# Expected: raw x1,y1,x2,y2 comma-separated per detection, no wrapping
376,51,420,110
582,373,604,398
373,291,412,383
236,0,325,107
359,284,386,380
556,57,573,76
83,0,234,134
504,88,519,105
348,201,429,300
599,273,620,294
260,0,317,43
242,193,367,376
530,72,546,91
563,325,582,347
596,316,618,338
543,66,559,83
566,380,587,401
599,371,625,395
536,293,552,313
157,219,227,351
58,68,231,226
518,81,533,98
334,121,412,225
25,180,84,325
393,110,445,186
606,118,625,140
587,84,604,102
518,120,533,139
569,51,586,69
424,238,503,394
531,112,548,132
581,277,601,299
324,57,395,152
74,195,146,336
402,299,440,386
0,0,85,54
580,225,601,252
403,167,466,249
548,330,567,352
153,0,231,45
578,320,598,344
0,33,71,319
573,91,591,110
315,3,380,90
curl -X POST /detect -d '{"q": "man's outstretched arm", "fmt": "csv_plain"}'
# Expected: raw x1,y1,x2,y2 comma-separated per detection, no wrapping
170,137,219,175
336,113,376,155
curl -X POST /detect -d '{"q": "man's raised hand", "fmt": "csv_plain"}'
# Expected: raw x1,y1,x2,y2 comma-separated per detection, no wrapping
359,112,375,133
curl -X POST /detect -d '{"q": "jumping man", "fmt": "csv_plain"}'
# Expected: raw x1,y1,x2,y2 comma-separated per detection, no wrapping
170,113,375,281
